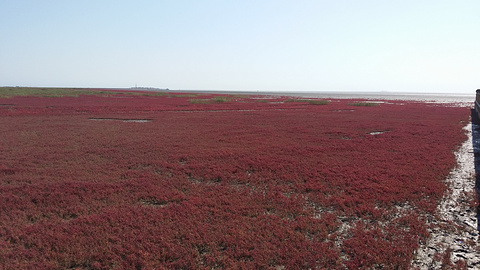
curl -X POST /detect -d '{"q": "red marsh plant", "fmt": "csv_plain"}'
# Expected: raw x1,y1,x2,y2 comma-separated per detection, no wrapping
0,88,470,269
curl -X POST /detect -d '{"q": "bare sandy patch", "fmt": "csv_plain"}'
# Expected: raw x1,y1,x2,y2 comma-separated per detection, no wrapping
412,124,479,269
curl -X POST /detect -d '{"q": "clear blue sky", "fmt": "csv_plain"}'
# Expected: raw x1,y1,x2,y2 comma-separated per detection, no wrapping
0,1,478,93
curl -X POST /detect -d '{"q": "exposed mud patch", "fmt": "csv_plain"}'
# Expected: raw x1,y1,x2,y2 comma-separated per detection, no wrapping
368,130,390,135
138,198,170,208
89,118,152,123
331,109,355,112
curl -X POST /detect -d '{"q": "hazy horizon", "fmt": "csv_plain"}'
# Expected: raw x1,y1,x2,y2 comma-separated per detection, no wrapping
1,86,476,96
1,1,478,94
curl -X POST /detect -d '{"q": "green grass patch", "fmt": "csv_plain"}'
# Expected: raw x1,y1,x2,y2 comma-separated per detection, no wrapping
285,99,329,105
211,96,232,103
0,87,170,98
348,102,378,107
0,87,94,98
306,100,329,105
189,98,211,104
188,96,235,104
167,94,200,98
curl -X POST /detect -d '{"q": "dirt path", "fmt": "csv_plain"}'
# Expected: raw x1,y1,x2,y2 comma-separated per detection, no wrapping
412,124,480,269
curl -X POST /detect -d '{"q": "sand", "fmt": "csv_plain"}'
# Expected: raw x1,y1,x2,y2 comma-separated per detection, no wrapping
411,123,480,269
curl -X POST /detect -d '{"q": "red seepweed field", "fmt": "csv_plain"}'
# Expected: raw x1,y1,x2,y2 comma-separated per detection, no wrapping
0,88,470,269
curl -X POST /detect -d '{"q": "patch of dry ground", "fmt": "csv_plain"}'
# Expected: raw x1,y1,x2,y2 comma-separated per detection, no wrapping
412,124,480,269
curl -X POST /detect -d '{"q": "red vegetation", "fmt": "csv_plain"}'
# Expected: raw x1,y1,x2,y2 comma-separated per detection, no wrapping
0,91,469,269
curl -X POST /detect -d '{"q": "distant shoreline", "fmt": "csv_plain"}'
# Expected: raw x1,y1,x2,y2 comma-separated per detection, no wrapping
1,86,474,103
171,89,475,103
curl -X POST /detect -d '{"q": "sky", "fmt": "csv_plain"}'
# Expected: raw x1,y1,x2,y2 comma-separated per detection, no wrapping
0,1,478,93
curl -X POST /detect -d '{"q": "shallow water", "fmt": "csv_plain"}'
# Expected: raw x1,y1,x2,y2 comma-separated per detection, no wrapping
259,91,475,105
